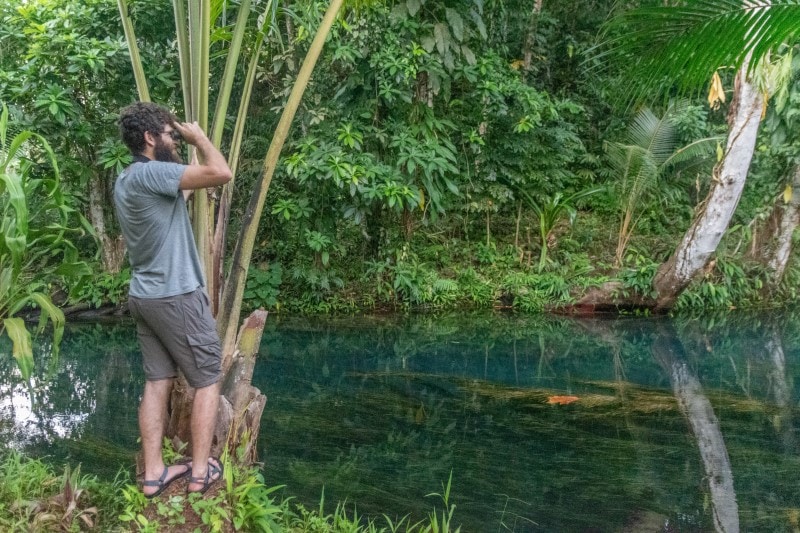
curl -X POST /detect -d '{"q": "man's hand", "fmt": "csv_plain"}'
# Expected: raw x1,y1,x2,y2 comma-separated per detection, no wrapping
173,121,232,190
173,121,207,146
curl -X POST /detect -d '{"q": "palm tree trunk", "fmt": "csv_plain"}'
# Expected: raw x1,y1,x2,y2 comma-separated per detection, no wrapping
117,0,150,102
653,60,763,309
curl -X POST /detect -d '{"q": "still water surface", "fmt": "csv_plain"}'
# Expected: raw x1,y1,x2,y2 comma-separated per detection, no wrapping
2,311,800,531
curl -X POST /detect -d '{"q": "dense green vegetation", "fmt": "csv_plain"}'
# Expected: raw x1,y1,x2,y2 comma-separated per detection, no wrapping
4,3,800,530
1,0,799,315
0,449,463,532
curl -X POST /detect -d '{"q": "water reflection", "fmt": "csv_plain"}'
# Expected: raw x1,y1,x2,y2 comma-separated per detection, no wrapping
2,312,800,530
0,324,142,472
655,323,738,533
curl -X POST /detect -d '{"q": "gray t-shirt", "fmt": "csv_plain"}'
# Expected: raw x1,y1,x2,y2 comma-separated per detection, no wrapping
114,161,204,298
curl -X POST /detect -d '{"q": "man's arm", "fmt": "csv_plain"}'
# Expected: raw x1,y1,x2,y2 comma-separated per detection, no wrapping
174,121,232,190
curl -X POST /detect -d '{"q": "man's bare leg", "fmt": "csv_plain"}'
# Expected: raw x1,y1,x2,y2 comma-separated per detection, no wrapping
188,381,221,491
140,378,188,496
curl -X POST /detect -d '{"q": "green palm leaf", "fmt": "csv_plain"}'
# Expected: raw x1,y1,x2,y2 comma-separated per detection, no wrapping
598,0,800,101
663,137,724,167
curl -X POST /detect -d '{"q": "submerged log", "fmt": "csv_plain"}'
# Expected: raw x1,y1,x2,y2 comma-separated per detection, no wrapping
166,309,268,464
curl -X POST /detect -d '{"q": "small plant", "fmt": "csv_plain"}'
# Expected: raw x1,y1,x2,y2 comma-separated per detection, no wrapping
675,258,768,311
475,241,498,265
119,483,150,530
0,452,109,531
516,186,603,273
456,267,494,306
189,491,230,532
243,263,283,310
74,268,131,308
305,229,335,267
424,472,460,533
31,463,99,531
617,251,660,299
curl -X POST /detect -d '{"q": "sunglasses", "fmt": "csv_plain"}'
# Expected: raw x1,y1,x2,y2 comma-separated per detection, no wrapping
158,129,182,142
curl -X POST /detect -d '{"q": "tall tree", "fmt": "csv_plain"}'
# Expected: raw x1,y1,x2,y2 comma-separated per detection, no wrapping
598,0,800,310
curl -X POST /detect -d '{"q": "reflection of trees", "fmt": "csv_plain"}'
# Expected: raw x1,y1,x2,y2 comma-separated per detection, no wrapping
652,324,739,533
765,325,795,453
0,323,142,472
676,313,797,454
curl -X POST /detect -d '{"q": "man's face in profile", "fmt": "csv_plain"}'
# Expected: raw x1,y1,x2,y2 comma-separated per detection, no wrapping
153,125,182,163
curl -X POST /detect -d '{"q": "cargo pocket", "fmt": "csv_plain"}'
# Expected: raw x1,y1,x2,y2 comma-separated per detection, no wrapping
186,331,221,369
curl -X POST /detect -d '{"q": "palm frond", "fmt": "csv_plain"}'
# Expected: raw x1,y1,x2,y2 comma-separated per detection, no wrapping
662,136,722,168
625,107,679,164
596,0,800,102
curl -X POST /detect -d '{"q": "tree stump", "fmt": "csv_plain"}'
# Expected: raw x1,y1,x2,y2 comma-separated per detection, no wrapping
165,309,268,464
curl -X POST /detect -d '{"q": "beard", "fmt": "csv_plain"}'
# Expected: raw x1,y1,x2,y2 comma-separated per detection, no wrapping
154,137,182,163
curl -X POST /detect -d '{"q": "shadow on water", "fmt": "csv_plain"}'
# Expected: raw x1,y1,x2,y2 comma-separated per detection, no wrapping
3,311,800,531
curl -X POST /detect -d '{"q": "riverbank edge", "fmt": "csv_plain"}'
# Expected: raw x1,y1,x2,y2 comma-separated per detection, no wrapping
0,450,460,532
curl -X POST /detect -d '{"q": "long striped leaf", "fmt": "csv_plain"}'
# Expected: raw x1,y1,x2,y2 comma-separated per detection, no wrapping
3,317,34,381
0,171,28,270
1,130,33,173
29,292,65,358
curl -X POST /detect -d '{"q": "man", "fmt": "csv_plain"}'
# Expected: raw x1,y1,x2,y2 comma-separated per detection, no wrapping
114,102,232,497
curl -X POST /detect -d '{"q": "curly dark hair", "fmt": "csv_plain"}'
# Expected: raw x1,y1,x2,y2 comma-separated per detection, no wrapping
119,102,177,155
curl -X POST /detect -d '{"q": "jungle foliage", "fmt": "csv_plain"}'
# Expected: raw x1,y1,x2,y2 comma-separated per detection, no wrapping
1,0,800,314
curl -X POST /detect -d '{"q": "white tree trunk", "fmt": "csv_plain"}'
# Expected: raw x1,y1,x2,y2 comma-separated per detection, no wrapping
765,327,794,452
766,166,800,283
89,175,125,274
653,61,764,309
652,330,739,533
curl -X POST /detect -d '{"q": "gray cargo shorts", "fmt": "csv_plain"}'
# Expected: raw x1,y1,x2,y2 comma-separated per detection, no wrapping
128,288,222,388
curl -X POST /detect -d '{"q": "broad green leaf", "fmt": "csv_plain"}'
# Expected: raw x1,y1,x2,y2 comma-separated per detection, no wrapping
445,8,464,42
406,0,421,16
471,9,487,40
433,23,449,56
461,45,477,65
0,265,11,303
4,317,34,381
54,261,92,278
29,292,65,357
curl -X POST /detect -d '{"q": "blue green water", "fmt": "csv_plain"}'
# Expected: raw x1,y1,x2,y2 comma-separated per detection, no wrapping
2,311,800,531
